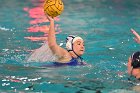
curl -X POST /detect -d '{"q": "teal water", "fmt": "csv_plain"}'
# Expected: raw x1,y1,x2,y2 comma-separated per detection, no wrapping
0,0,140,92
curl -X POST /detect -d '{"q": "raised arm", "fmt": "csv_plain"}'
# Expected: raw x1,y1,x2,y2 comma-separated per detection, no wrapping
46,15,70,61
46,15,57,48
131,28,140,44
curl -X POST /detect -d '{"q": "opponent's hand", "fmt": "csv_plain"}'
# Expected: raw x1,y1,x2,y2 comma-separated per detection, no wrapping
131,28,140,44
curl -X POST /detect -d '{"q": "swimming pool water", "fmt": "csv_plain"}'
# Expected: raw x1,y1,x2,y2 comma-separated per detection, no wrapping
0,0,140,92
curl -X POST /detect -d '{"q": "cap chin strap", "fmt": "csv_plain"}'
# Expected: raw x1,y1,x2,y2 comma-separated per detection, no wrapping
70,50,83,62
69,44,83,62
68,50,80,58
73,50,80,58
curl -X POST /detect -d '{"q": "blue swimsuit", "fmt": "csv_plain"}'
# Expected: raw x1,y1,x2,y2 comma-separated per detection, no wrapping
53,57,85,66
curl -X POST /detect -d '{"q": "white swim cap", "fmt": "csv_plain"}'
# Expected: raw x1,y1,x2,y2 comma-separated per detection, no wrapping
66,35,83,51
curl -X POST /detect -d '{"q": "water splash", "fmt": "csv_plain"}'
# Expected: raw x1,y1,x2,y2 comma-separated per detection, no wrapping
25,42,58,62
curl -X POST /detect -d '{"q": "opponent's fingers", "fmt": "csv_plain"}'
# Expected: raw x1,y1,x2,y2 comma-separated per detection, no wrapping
134,38,140,44
131,28,140,38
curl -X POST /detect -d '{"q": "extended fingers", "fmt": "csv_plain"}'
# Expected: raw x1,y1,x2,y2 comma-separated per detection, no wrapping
131,28,140,38
134,38,140,44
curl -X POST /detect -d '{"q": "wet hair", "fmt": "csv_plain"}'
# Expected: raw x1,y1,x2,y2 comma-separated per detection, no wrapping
131,51,140,68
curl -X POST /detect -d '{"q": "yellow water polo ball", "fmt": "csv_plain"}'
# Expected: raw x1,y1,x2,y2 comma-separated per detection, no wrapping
43,0,64,17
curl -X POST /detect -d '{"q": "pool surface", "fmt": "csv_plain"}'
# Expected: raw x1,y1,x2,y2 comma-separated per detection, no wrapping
0,0,140,92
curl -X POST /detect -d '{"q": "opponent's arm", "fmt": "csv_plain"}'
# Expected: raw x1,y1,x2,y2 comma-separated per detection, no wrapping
131,28,140,44
127,57,132,75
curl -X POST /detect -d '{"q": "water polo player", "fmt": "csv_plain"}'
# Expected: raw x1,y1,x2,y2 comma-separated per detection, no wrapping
46,15,86,66
128,51,140,79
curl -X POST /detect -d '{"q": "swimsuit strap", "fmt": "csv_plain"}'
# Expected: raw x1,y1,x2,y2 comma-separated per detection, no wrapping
53,57,84,66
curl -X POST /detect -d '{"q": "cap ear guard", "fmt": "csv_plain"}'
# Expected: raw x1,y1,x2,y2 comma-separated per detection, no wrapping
66,41,72,51
66,35,76,51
